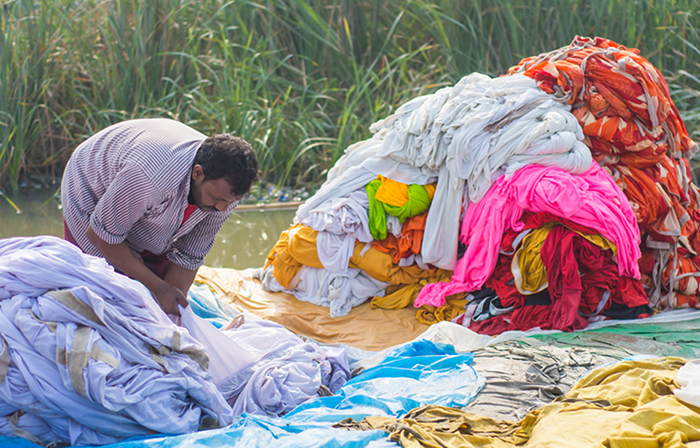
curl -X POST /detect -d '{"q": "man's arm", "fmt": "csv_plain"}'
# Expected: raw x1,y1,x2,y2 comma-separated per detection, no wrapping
168,205,233,271
85,163,189,315
164,263,198,300
86,225,188,315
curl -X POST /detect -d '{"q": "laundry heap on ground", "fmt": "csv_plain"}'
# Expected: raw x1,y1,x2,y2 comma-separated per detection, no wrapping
259,36,700,333
0,237,350,445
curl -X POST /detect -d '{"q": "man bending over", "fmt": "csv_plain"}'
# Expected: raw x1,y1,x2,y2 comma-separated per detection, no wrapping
61,118,259,317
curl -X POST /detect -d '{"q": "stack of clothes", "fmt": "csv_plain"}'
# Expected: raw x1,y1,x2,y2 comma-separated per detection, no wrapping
0,237,232,445
258,73,593,317
0,236,350,446
261,37,698,334
414,162,653,334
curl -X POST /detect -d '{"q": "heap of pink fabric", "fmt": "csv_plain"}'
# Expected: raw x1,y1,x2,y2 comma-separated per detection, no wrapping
415,162,641,308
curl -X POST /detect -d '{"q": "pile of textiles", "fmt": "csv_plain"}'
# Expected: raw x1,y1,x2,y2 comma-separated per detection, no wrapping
0,236,231,445
507,36,700,310
0,236,349,446
414,162,654,334
259,72,593,318
261,36,699,333
338,357,700,448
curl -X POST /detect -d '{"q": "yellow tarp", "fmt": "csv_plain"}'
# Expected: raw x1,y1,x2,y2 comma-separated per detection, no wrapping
195,266,429,351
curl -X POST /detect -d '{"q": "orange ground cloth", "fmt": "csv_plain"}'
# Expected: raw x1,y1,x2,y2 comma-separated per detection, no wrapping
195,266,429,351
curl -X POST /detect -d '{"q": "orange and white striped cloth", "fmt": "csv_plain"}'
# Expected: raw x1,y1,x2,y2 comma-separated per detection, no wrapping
507,36,700,310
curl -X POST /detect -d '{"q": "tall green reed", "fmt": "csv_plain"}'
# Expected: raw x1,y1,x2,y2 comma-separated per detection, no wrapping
1,0,699,192
0,0,76,190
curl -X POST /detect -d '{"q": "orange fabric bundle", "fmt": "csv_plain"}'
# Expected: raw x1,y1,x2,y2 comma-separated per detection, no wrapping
507,36,699,310
371,211,428,264
507,36,696,167
661,255,700,309
265,223,450,289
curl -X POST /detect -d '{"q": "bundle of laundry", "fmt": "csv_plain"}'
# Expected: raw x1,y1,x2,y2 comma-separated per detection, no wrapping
257,221,451,317
0,236,233,445
414,162,652,333
507,36,700,310
0,236,350,445
261,73,592,316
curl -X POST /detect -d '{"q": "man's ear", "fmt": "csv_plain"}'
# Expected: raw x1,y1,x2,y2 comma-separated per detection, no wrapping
192,164,205,182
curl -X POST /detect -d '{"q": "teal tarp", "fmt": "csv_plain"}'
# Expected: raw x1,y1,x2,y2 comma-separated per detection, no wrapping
532,318,700,359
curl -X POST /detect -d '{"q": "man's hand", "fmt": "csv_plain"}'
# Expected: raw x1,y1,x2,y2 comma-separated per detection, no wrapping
86,224,196,316
151,281,189,316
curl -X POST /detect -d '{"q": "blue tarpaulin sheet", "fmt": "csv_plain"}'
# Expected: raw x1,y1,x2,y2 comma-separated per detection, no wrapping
80,415,394,448
286,340,484,423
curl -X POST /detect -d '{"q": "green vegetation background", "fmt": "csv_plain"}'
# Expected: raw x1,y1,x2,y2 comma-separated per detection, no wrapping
1,0,699,193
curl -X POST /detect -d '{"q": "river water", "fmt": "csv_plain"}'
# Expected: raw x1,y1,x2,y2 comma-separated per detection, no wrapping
0,189,296,270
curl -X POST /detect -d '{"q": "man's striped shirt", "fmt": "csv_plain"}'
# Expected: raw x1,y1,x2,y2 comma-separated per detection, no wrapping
61,118,237,270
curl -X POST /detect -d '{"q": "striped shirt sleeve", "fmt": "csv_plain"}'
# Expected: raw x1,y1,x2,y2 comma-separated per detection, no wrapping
169,204,235,270
89,164,159,245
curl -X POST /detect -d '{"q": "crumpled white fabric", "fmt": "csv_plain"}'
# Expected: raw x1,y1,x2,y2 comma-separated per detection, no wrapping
294,73,591,270
316,231,357,273
256,265,389,318
0,236,232,446
386,214,402,238
674,359,700,408
300,189,372,243
180,309,350,418
299,189,372,273
295,166,379,231
0,411,57,446
226,319,349,417
179,306,256,392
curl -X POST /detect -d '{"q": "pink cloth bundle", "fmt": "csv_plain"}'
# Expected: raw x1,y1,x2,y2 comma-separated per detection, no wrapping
415,162,641,308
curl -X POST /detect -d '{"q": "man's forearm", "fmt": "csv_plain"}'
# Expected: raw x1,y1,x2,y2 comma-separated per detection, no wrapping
85,224,164,292
86,224,192,315
164,262,198,298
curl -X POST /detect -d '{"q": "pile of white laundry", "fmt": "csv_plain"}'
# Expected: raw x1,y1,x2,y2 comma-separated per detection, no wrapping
0,236,349,445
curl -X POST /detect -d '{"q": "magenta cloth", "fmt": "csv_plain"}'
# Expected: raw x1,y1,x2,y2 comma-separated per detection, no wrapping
415,162,641,308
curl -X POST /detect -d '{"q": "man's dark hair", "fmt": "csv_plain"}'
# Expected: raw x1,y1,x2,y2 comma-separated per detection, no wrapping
195,134,260,196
